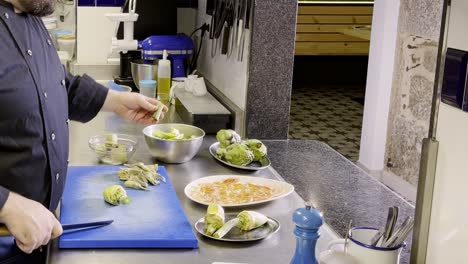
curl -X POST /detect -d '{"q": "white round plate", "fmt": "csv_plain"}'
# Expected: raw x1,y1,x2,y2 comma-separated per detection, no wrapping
184,175,294,207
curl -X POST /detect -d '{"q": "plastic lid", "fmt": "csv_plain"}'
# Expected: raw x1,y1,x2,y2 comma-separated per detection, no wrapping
139,80,157,87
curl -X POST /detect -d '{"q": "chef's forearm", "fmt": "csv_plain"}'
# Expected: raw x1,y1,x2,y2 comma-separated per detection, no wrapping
101,90,123,112
65,69,109,122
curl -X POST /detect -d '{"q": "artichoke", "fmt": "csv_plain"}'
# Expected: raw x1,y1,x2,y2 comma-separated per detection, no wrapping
216,129,241,147
216,147,227,159
237,210,268,231
223,143,254,166
205,204,225,236
245,139,267,161
103,185,131,206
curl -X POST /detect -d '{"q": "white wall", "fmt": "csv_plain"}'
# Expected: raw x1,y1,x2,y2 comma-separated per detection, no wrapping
195,0,250,110
426,1,468,262
76,6,121,65
358,0,400,171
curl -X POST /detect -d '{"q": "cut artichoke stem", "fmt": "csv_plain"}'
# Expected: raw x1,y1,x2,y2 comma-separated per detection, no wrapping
206,225,219,236
119,196,131,204
237,210,268,231
213,218,240,239
104,133,119,147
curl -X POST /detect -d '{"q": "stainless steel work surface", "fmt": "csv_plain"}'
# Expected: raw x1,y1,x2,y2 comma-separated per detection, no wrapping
48,112,338,264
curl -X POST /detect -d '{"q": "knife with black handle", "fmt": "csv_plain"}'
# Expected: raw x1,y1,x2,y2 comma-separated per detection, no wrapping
0,220,113,237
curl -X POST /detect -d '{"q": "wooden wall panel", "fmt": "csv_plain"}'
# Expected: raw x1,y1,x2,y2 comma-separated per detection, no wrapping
295,42,370,55
295,4,373,55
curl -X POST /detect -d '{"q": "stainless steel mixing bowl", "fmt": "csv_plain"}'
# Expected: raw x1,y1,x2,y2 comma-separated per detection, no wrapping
131,59,158,90
143,124,205,163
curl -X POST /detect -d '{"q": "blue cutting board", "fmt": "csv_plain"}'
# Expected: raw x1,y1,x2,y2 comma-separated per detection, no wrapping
59,166,198,249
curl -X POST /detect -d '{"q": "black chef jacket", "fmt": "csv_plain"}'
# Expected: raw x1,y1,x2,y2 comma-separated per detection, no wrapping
0,1,108,262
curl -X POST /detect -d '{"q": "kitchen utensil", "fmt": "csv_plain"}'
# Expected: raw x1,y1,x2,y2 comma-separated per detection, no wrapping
184,175,294,207
391,206,399,236
143,123,205,163
88,134,138,165
194,213,280,242
130,60,158,90
325,227,405,264
59,166,198,248
382,207,396,245
369,227,385,246
344,220,352,253
209,142,271,171
382,216,414,248
0,220,113,237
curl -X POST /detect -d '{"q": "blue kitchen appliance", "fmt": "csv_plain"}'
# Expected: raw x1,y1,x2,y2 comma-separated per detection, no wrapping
138,35,194,78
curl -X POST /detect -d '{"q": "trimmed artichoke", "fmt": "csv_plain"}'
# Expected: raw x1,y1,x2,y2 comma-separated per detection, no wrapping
245,139,267,161
224,143,254,166
103,185,131,206
205,204,225,236
237,210,268,231
216,147,227,159
216,129,241,147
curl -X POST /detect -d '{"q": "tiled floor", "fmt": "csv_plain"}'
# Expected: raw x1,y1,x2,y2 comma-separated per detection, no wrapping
288,84,365,161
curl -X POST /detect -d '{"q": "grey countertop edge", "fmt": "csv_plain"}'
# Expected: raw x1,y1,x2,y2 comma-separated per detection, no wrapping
272,139,415,208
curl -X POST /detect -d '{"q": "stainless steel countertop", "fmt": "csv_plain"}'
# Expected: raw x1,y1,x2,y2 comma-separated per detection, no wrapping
48,111,339,264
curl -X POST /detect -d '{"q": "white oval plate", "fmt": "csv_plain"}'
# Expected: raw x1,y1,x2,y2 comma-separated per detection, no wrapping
184,175,294,207
194,213,280,242
209,142,271,171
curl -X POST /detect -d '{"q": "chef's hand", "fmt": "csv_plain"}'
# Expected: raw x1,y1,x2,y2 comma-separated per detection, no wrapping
102,90,168,124
0,192,62,253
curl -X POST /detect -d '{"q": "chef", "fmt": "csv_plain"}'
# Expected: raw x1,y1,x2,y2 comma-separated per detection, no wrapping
0,0,166,263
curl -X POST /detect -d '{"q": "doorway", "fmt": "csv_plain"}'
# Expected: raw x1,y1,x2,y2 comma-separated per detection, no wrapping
289,3,373,162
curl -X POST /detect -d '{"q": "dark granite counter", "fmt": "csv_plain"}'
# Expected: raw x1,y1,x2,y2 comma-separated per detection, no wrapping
263,140,415,264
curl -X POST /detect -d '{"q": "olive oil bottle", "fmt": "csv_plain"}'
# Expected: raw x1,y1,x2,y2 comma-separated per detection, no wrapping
157,50,171,99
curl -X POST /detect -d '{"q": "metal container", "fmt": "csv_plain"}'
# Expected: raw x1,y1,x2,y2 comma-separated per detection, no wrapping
143,124,205,163
131,59,158,90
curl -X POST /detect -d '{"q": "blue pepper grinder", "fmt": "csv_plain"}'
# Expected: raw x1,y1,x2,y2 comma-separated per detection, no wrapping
291,202,324,264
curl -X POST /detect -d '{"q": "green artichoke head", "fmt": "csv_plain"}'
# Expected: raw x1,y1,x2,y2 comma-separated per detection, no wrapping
216,147,227,159
216,129,241,147
245,139,267,161
224,143,254,166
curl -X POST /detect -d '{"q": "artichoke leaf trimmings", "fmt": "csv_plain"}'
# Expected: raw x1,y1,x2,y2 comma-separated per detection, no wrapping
118,162,166,190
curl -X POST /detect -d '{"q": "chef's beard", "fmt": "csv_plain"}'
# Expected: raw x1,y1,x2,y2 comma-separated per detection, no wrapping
17,0,56,17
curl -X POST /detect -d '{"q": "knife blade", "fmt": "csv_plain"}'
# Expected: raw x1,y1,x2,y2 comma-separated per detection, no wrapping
0,220,113,237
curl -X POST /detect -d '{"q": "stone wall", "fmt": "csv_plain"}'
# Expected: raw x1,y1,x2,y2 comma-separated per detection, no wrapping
384,0,445,187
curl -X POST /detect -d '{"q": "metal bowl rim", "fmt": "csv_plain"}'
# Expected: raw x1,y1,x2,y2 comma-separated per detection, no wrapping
142,123,206,141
